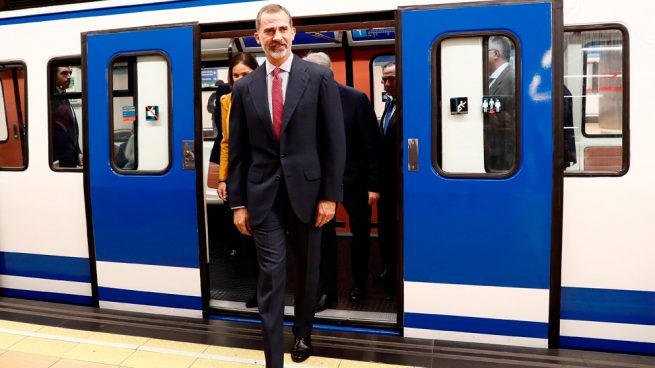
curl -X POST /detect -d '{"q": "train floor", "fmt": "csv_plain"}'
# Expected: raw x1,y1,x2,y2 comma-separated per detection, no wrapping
206,204,397,324
0,297,653,368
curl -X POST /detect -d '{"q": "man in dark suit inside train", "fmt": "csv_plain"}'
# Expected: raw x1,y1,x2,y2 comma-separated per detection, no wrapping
227,5,345,367
52,66,82,168
378,61,399,287
303,52,382,310
485,36,516,172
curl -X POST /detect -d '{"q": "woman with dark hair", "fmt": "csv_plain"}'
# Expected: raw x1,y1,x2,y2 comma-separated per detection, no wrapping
217,52,259,198
209,52,259,308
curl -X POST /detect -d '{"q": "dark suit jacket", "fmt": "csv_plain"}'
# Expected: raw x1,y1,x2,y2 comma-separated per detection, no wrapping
338,84,382,198
563,84,577,166
228,57,346,226
52,93,81,167
489,64,514,97
485,65,516,172
380,99,399,202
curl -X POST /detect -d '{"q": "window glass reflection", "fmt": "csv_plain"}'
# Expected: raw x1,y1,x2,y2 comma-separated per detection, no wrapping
50,63,83,170
435,35,518,176
563,29,625,173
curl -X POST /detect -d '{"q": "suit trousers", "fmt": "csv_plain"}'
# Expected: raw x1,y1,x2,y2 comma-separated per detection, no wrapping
319,189,372,297
377,189,398,283
252,180,322,368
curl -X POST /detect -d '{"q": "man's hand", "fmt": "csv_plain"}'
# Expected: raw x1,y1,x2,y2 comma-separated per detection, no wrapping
217,182,228,200
315,200,336,228
367,191,380,206
233,208,252,236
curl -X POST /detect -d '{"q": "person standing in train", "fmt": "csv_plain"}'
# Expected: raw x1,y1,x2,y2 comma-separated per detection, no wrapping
377,62,399,288
227,4,345,367
51,66,82,168
303,52,382,310
210,52,260,308
485,36,516,172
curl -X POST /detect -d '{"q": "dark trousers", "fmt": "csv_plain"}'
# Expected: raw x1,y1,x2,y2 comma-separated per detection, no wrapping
319,189,372,297
377,189,397,282
223,200,259,291
252,183,321,368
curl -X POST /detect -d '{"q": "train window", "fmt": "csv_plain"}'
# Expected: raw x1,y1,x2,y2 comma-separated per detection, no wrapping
48,59,83,171
110,54,171,173
563,27,628,174
0,63,27,170
433,35,519,177
201,65,229,140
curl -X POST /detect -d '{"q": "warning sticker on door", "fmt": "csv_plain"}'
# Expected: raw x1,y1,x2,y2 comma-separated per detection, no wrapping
122,106,136,122
145,105,159,121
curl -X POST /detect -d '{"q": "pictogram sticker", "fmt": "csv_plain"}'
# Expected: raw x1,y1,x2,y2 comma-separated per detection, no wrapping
122,105,136,122
145,105,159,121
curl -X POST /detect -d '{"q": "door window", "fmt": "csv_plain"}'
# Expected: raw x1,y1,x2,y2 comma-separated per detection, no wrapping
433,35,519,176
110,54,171,173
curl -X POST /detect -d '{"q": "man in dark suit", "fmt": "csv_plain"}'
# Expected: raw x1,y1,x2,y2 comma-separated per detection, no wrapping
485,36,516,172
227,5,345,368
52,66,82,168
303,52,382,309
378,61,399,286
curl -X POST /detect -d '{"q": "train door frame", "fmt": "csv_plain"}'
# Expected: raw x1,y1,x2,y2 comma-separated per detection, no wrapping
81,22,210,317
397,0,564,347
199,12,404,328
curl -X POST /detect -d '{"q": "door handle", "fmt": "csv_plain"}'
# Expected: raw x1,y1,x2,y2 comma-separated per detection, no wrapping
182,140,195,170
13,124,19,139
408,138,418,171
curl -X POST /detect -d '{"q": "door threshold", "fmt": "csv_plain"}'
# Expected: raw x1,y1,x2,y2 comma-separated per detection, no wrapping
209,299,397,325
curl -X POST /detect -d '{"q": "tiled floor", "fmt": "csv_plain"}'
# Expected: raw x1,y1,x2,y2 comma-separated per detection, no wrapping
0,319,415,368
0,297,652,368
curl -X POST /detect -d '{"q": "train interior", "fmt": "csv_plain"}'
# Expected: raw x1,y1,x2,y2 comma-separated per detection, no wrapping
199,23,398,326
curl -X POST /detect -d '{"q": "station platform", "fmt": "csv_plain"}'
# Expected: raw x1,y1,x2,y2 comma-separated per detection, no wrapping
0,297,652,368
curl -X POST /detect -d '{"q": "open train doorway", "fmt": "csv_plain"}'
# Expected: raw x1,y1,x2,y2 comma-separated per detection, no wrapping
199,13,400,327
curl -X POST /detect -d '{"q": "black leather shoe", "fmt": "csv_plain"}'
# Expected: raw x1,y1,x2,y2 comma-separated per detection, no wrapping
349,286,367,303
245,294,257,309
291,337,312,362
315,294,337,312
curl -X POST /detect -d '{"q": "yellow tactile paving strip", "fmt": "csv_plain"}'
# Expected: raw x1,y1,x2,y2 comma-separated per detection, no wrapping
0,320,416,368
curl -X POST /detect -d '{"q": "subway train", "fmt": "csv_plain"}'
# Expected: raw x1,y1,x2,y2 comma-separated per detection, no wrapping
0,0,653,357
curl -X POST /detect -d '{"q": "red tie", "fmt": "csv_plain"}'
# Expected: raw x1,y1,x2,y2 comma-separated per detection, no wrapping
272,67,283,140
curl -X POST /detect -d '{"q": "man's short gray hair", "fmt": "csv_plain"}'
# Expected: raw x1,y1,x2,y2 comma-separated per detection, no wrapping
255,4,293,31
489,36,512,61
303,52,332,69
382,61,395,72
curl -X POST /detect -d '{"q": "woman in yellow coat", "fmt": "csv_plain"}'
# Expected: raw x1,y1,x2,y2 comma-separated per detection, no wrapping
217,53,260,199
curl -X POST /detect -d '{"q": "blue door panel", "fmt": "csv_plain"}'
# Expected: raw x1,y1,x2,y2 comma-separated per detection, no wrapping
402,2,554,289
86,26,200,269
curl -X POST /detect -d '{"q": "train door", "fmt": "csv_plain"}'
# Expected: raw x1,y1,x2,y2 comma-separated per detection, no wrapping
400,1,562,347
83,24,207,317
